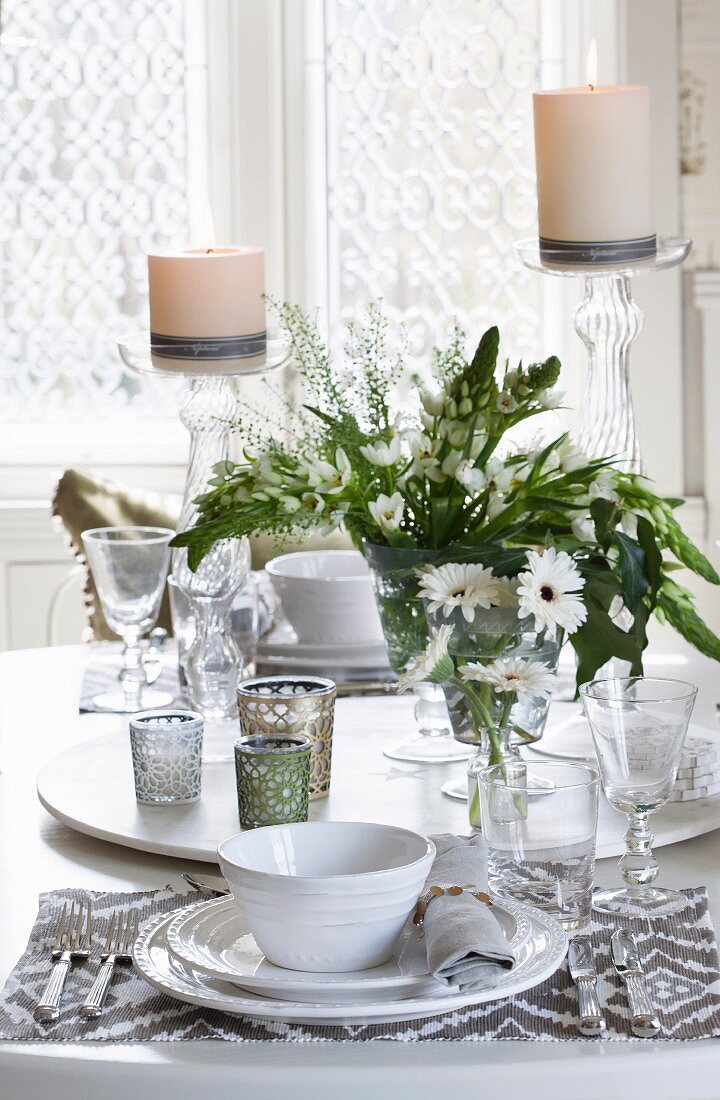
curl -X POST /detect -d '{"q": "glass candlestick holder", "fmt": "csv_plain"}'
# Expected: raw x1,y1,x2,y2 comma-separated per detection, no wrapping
514,236,691,473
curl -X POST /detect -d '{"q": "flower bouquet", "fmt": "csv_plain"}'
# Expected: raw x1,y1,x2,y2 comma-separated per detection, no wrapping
172,302,720,727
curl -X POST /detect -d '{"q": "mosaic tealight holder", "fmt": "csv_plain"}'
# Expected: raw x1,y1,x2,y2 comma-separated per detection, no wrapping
129,709,204,805
234,733,312,829
236,676,337,800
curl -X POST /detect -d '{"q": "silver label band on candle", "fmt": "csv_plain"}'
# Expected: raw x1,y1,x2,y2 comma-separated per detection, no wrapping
150,331,267,360
538,235,657,264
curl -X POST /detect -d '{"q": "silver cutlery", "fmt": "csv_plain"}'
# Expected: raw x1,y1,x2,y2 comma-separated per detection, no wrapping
80,909,140,1019
568,936,606,1036
610,928,661,1037
182,871,230,898
35,899,93,1022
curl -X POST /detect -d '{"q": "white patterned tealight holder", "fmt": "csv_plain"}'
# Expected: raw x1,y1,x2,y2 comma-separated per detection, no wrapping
129,709,204,805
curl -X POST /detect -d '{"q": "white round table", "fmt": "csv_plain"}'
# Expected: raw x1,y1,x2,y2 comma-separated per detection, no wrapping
2,638,720,1100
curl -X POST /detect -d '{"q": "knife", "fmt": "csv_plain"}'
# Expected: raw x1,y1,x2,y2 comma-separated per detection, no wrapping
610,929,661,1037
568,936,606,1036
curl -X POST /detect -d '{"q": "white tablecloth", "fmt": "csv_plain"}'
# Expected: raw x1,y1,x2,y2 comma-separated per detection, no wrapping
1,637,720,1100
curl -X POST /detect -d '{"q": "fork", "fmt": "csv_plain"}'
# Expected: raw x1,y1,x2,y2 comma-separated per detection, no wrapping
35,899,93,1022
80,909,140,1018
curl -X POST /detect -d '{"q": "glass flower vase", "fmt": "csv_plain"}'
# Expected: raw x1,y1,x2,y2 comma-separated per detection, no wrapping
363,541,471,763
427,603,560,823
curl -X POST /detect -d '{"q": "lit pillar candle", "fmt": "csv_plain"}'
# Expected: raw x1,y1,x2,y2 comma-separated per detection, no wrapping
533,41,655,263
147,245,266,371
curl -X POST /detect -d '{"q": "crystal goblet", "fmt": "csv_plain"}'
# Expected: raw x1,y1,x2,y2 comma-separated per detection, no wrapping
580,676,697,918
82,526,174,712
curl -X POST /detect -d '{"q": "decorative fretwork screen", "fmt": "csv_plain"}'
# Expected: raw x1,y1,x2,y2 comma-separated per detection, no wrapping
0,0,189,421
324,0,541,364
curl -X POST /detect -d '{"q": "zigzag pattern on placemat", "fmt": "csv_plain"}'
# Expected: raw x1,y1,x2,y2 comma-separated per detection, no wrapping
1,887,719,1042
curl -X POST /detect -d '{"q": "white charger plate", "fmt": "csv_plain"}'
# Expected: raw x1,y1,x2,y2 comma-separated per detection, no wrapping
165,896,533,1001
528,716,720,763
134,902,567,1025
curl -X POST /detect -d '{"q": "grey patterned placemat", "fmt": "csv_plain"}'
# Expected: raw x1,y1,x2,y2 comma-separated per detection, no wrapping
1,886,720,1042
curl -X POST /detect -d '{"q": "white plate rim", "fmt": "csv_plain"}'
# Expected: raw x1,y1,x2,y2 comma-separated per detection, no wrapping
164,895,533,994
133,903,568,1025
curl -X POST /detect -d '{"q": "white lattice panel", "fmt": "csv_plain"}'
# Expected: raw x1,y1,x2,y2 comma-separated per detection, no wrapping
325,0,541,363
0,0,189,421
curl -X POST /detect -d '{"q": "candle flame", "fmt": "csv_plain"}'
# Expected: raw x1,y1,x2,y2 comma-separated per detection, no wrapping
199,202,217,252
586,37,598,89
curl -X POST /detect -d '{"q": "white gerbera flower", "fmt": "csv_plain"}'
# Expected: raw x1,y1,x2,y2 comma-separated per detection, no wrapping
398,624,454,693
417,562,504,622
459,656,555,699
492,575,520,607
368,491,404,533
496,391,518,414
359,437,401,467
517,547,587,634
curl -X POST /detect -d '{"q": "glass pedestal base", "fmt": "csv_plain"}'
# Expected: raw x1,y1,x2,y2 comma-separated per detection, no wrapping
592,886,690,919
92,688,173,713
383,734,473,764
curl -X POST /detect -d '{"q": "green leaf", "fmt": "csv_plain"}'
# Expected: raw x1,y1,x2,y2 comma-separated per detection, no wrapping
589,497,618,550
635,515,663,600
615,531,648,612
571,593,647,689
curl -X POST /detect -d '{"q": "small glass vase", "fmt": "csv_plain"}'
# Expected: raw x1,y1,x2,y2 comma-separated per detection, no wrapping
363,541,471,763
466,728,521,829
429,603,560,815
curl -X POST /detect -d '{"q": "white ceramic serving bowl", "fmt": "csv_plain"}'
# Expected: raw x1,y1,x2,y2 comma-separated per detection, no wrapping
265,550,384,645
217,821,435,973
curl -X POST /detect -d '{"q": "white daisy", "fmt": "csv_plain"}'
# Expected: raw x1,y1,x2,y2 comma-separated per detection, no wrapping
459,656,555,699
398,624,455,693
368,491,404,533
516,547,587,634
417,562,504,622
359,437,401,467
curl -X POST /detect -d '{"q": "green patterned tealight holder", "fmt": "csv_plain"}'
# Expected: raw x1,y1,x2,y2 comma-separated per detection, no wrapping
234,733,312,829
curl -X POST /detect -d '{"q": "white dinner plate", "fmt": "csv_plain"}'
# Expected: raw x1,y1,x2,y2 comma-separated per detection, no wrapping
165,896,533,1001
134,902,567,1025
529,716,720,763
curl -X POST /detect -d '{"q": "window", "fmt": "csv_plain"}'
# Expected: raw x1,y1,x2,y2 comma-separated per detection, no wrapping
323,0,542,364
0,0,194,424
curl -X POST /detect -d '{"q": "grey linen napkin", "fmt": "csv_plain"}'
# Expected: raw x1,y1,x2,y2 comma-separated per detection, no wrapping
419,833,516,993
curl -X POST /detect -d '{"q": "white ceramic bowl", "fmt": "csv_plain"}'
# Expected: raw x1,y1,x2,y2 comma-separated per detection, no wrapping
265,550,384,645
217,822,435,973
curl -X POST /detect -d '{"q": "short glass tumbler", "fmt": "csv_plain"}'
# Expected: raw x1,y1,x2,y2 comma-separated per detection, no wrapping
234,733,312,829
236,676,336,800
580,676,697,918
129,709,204,805
478,761,600,933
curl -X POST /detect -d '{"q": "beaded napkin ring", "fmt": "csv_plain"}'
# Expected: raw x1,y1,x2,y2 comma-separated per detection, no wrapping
413,884,492,926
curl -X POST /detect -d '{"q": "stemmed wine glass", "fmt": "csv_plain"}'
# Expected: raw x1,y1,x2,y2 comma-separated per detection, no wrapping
82,526,174,712
580,676,697,918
